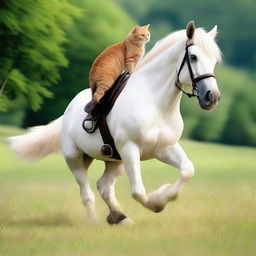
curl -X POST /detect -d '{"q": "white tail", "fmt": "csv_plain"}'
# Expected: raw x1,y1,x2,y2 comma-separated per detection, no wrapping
8,116,63,161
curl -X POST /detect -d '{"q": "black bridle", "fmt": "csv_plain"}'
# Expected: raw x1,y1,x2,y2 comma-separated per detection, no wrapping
175,41,216,98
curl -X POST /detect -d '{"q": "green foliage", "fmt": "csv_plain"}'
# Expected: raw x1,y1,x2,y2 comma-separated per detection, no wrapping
1,0,256,147
0,0,80,111
116,0,256,69
23,0,135,126
221,91,256,146
181,65,256,145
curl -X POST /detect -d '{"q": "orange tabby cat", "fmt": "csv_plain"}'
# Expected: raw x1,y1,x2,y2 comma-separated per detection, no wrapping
83,25,150,133
88,24,150,105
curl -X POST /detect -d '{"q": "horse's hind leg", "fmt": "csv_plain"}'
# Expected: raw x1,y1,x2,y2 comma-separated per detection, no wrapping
97,161,133,225
64,151,97,222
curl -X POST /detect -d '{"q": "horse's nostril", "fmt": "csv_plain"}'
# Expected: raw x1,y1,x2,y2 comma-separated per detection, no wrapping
205,90,212,102
218,96,221,102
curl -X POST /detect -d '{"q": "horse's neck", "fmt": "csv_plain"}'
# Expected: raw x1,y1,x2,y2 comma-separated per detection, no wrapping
131,41,185,112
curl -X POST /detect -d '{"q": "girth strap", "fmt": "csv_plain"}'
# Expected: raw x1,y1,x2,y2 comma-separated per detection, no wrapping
97,70,130,160
99,115,121,160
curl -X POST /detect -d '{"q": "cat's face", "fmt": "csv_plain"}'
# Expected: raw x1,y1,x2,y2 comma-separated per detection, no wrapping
130,25,150,44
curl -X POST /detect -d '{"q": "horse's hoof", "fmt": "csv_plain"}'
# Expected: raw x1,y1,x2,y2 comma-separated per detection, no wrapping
145,200,165,213
152,205,165,213
107,210,127,225
170,194,179,201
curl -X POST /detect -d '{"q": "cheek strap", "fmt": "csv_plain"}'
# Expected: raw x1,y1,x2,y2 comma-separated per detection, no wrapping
175,42,216,98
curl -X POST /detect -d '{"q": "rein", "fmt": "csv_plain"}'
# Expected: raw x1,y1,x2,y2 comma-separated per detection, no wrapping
175,41,216,98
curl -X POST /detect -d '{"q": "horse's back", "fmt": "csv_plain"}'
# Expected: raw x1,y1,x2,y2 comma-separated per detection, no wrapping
64,89,90,113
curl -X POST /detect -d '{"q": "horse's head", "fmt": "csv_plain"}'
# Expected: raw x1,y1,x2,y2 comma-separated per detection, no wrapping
176,21,222,110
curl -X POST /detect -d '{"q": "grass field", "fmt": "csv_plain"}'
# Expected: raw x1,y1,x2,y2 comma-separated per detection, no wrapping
0,125,255,256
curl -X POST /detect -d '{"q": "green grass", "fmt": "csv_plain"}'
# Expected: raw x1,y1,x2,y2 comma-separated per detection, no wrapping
0,125,255,256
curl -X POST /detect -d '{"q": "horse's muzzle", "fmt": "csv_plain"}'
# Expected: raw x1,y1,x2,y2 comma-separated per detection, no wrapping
197,79,221,110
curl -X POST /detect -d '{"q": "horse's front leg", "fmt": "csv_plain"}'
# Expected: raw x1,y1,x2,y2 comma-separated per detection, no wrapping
119,142,148,207
146,143,195,212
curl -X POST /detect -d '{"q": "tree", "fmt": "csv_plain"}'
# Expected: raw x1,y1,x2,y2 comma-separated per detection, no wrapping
190,110,226,142
23,0,134,127
116,0,256,70
0,0,80,112
221,91,256,146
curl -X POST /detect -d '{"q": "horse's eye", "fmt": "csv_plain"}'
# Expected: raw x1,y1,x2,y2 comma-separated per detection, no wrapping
190,54,197,61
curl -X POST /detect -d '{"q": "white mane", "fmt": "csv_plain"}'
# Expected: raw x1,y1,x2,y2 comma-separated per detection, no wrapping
137,28,222,69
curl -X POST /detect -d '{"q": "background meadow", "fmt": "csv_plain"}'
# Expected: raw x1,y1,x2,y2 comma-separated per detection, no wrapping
1,127,255,256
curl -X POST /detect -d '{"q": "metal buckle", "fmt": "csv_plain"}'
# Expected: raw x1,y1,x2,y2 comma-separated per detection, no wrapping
101,144,113,158
192,86,199,97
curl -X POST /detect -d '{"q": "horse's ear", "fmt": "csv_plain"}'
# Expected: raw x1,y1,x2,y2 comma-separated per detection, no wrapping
208,25,218,39
186,20,196,39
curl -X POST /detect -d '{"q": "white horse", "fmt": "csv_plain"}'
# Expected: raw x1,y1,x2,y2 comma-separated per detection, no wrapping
8,21,222,224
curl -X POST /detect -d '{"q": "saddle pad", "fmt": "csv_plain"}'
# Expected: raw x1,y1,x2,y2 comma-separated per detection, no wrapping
91,70,130,117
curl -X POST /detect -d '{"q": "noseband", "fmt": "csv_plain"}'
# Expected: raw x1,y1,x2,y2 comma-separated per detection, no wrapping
175,41,216,98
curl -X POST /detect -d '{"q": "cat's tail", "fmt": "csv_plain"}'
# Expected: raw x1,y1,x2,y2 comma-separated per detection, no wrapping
7,116,63,161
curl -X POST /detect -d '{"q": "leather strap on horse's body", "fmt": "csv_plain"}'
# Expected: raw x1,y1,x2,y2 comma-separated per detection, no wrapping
99,115,121,160
97,70,130,160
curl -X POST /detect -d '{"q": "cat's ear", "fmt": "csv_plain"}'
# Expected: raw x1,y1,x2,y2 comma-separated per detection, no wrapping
144,24,150,29
132,25,139,33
